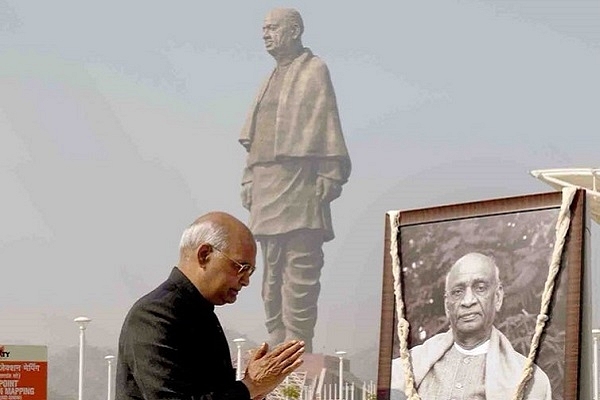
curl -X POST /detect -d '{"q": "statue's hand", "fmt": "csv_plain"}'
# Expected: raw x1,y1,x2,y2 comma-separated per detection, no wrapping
316,176,342,203
241,182,253,210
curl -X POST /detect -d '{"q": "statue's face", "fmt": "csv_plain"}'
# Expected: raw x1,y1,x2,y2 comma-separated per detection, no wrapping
262,10,296,57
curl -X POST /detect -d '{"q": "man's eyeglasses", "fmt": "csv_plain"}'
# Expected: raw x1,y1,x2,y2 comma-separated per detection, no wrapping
211,246,256,277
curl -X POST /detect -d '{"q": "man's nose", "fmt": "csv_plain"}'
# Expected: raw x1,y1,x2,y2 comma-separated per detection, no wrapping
460,287,477,306
239,272,250,287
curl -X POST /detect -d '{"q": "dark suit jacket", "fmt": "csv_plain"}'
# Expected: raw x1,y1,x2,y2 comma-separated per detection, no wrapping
116,267,250,400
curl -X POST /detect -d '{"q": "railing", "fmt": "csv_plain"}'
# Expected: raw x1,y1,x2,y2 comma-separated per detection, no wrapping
311,380,376,400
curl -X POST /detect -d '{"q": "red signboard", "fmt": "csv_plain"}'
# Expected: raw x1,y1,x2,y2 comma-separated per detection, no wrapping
0,345,47,400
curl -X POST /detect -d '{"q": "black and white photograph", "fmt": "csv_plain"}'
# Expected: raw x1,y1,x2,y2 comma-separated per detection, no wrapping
379,191,586,400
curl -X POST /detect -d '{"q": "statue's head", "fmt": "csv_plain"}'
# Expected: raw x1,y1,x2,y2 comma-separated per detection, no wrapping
262,8,304,59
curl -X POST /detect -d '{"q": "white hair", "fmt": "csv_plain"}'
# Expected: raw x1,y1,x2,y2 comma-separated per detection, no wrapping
179,220,228,253
445,252,502,290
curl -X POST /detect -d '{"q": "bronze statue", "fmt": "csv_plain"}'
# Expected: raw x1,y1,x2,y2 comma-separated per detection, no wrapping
239,8,351,353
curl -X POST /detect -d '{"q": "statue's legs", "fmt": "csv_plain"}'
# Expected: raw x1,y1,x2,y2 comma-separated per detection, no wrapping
260,230,324,353
260,236,285,346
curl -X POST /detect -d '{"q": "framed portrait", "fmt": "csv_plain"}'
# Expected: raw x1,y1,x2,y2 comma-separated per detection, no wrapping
377,189,587,400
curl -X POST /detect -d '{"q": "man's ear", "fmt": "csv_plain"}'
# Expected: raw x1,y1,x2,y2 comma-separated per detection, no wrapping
495,283,504,312
196,243,212,265
291,24,301,40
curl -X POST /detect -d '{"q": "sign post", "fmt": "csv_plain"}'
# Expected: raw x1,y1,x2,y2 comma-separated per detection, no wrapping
0,345,47,400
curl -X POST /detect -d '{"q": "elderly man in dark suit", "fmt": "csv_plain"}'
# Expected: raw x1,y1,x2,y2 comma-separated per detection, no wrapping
116,211,305,400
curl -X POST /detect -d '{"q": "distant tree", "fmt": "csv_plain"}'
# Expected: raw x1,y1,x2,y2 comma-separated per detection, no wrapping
281,384,301,400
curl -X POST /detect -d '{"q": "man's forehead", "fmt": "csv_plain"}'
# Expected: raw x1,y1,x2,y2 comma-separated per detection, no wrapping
227,232,256,250
447,257,496,283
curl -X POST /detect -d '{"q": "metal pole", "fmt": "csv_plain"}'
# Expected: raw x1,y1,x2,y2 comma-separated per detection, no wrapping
233,338,246,380
74,317,91,400
105,355,115,400
593,329,600,400
79,328,84,400
335,351,346,400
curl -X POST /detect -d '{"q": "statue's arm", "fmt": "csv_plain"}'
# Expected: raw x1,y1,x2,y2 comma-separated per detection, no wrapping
241,166,253,210
316,159,344,203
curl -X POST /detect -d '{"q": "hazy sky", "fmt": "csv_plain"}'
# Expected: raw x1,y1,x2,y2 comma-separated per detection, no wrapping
1,0,599,360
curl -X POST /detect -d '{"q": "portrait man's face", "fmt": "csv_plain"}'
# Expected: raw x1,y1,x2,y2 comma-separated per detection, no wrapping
444,253,504,345
262,10,297,56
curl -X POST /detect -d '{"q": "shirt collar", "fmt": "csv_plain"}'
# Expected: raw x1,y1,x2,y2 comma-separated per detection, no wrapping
454,339,490,355
168,266,215,311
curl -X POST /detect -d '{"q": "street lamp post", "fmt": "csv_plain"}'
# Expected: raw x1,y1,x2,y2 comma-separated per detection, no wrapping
105,355,115,400
74,316,91,400
335,351,347,400
233,338,247,380
593,329,600,400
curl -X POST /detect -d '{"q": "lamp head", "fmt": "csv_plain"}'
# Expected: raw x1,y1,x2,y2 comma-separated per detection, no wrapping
73,316,91,329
